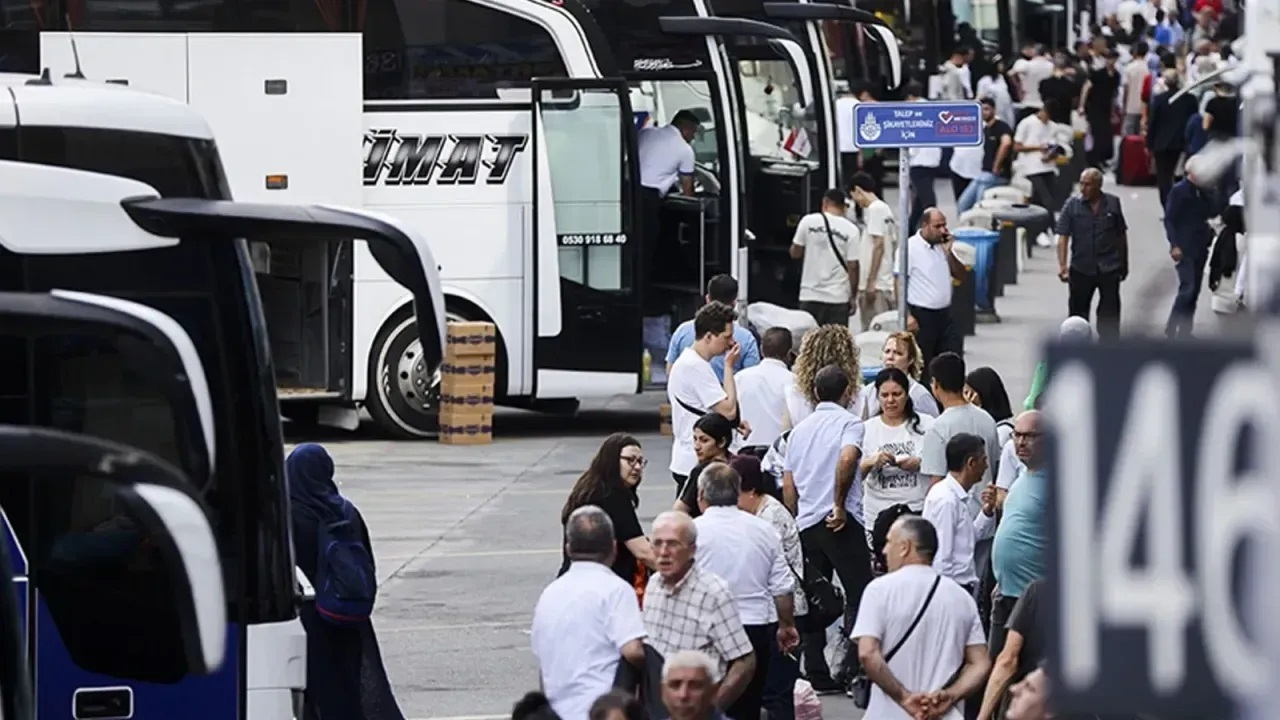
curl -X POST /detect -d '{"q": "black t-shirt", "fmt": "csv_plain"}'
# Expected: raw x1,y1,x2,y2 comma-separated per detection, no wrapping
1084,68,1120,118
982,119,1014,178
677,454,736,518
558,488,645,582
1007,579,1046,682
1205,94,1240,139
1038,75,1078,125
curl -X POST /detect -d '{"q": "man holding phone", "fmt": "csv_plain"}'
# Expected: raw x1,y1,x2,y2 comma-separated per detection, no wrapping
895,208,966,383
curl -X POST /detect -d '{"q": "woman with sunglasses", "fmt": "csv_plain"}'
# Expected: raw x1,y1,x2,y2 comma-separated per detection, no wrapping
559,433,657,601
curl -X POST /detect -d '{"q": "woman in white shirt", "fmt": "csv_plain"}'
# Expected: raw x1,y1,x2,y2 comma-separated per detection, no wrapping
857,331,940,419
859,367,934,554
782,324,862,428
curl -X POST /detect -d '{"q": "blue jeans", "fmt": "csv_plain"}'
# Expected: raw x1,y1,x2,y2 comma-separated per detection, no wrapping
956,171,1008,215
763,633,800,720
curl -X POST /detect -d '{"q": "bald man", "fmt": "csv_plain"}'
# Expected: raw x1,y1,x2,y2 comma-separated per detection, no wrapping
1055,168,1128,341
900,208,966,379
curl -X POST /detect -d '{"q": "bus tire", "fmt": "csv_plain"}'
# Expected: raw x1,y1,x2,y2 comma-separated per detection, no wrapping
366,307,464,439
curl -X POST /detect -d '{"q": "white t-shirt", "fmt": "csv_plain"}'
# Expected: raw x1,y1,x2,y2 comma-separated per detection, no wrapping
949,145,984,180
667,347,727,475
851,565,986,720
1010,56,1054,106
1013,114,1057,176
860,414,935,529
793,211,861,304
637,124,695,194
860,199,898,292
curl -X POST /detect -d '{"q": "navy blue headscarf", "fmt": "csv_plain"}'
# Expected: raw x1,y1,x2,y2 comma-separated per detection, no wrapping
286,443,344,525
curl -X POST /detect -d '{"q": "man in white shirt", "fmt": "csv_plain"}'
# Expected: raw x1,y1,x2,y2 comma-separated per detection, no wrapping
850,173,898,330
782,364,869,694
1012,101,1061,215
668,302,747,491
939,48,971,101
1122,41,1151,135
532,506,647,720
1008,45,1054,117
693,463,799,720
894,209,965,378
852,515,991,720
922,434,997,594
734,327,794,452
790,188,862,326
638,109,701,311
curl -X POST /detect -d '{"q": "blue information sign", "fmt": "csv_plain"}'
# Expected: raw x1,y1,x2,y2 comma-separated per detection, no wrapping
853,101,983,149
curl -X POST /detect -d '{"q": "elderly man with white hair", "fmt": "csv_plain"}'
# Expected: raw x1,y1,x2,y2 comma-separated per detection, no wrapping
1023,316,1096,411
643,511,756,716
1164,155,1224,338
662,650,725,720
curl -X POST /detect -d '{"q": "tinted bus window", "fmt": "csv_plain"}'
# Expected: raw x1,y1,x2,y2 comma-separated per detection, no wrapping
362,0,567,100
0,128,293,623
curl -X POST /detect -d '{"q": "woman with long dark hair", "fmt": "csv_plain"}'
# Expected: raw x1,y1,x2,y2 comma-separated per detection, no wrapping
673,412,736,517
559,433,655,599
965,366,1015,445
858,368,934,568
287,443,405,720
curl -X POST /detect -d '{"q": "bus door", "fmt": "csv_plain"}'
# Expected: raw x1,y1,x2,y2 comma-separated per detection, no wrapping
0,290,224,720
530,78,644,396
657,16,815,308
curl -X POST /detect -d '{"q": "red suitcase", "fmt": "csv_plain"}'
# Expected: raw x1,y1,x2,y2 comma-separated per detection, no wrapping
1118,134,1155,186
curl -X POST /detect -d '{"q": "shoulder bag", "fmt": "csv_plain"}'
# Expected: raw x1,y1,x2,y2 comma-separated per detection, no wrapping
850,575,942,709
788,556,844,635
820,212,850,269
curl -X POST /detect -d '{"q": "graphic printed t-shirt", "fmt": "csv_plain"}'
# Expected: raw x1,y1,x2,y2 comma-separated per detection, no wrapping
792,211,861,304
860,414,935,528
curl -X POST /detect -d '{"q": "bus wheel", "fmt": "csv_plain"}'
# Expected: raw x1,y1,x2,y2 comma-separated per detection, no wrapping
367,309,464,439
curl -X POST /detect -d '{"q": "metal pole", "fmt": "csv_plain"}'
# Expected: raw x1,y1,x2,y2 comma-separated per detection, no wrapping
897,150,911,330
698,205,707,299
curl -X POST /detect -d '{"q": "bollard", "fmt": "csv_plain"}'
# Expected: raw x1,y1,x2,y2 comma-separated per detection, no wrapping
951,267,976,338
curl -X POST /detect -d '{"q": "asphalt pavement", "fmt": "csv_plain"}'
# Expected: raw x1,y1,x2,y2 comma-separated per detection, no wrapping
298,176,1225,720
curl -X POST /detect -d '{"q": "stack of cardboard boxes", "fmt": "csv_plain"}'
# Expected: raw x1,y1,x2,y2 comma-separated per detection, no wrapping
440,322,497,445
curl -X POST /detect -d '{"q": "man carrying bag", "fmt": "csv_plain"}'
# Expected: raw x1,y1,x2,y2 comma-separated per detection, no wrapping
789,188,862,326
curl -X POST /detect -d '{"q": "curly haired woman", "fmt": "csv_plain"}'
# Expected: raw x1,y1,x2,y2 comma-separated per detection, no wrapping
782,324,863,428
855,331,940,419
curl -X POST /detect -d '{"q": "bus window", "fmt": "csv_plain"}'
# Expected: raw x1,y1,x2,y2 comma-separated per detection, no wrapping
544,89,628,293
362,0,568,101
737,58,806,160
66,0,225,31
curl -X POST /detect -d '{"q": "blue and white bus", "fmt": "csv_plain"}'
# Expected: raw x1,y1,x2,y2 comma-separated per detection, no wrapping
0,76,446,719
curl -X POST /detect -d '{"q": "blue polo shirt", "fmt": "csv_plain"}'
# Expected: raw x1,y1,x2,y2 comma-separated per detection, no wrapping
992,468,1047,599
665,319,760,382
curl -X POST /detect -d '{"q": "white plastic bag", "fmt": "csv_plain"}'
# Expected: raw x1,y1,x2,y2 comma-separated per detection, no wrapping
745,301,819,350
793,679,824,720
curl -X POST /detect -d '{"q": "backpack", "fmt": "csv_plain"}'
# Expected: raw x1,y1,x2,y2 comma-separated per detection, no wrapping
314,500,377,626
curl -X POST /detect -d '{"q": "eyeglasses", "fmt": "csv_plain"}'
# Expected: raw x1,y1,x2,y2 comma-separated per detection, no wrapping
622,456,648,468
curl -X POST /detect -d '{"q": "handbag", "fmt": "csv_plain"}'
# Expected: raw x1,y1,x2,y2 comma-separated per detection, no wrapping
850,575,942,709
789,556,844,634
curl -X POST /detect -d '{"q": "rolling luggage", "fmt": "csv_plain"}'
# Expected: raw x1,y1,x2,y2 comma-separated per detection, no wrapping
1118,135,1156,186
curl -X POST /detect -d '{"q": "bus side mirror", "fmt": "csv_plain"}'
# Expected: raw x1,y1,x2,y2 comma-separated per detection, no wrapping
0,426,228,681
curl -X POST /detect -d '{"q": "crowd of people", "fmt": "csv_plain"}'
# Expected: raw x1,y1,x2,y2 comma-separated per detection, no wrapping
528,287,1101,720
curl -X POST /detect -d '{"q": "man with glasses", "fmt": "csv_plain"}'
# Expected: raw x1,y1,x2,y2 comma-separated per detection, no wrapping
989,411,1048,662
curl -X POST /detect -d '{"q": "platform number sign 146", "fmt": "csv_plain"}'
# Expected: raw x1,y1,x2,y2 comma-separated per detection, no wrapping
1042,339,1279,715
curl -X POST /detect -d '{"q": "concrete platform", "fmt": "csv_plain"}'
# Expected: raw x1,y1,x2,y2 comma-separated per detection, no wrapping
292,175,1224,720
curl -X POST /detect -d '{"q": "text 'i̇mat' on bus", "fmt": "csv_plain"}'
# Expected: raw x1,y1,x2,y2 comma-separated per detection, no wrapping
4,0,901,438
0,73,447,718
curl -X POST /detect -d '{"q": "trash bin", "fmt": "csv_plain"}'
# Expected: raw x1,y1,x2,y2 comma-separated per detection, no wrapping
952,227,1000,323
945,241,976,340
991,204,1053,285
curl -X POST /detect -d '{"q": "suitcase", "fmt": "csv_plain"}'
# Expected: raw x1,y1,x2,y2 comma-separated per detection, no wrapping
1117,135,1156,186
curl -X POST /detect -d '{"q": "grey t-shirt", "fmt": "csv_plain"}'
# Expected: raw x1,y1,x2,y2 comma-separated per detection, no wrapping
920,404,1003,519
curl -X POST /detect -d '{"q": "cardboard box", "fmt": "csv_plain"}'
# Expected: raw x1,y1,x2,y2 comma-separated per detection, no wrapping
439,407,494,445
659,403,672,437
446,321,497,358
441,354,497,389
440,388,495,412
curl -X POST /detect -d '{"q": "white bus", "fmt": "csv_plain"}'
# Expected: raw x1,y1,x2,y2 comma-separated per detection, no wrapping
9,0,897,437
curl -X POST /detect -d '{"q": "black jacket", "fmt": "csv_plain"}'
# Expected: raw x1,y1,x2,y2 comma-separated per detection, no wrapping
1147,90,1198,153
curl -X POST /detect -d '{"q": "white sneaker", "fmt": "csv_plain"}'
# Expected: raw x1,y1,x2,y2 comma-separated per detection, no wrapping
1035,231,1053,248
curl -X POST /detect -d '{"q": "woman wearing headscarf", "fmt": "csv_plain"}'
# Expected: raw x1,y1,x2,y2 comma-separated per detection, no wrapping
287,443,406,720
1024,316,1096,410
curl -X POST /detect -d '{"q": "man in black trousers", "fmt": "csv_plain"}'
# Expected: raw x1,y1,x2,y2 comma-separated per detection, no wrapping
1055,168,1129,341
1146,73,1198,208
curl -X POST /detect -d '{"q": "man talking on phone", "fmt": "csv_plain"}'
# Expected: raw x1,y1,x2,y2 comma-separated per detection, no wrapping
895,207,966,383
